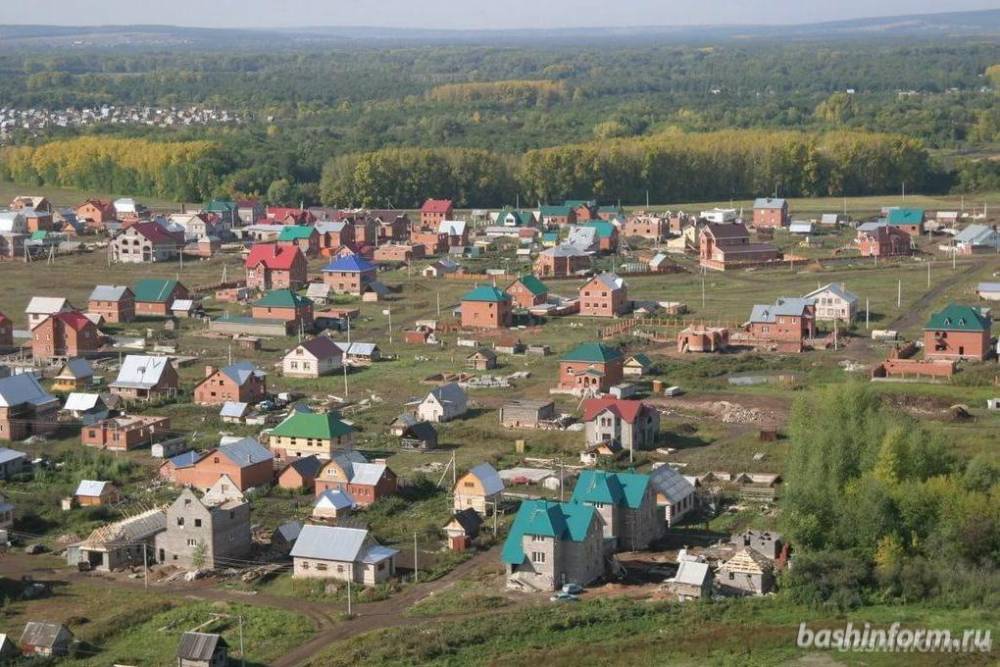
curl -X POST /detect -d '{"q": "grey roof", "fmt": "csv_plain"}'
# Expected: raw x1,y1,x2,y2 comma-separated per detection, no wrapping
954,224,999,246
360,544,399,564
566,226,597,250
674,560,711,586
74,480,110,497
467,463,504,496
88,285,130,302
591,272,625,291
753,197,786,209
438,220,467,236
314,221,347,233
219,401,250,418
0,374,57,408
59,358,94,379
274,521,303,543
111,355,172,390
217,438,273,467
306,283,331,298
541,245,588,257
978,282,1000,292
788,222,813,233
286,454,324,479
81,507,166,548
177,632,226,661
749,297,814,324
857,221,887,232
314,489,356,510
649,465,695,503
803,283,859,305
290,525,370,562
335,342,378,357
220,361,265,386
429,382,466,406
820,214,840,224
64,392,103,412
349,462,388,486
0,448,27,466
25,296,70,315
20,622,71,649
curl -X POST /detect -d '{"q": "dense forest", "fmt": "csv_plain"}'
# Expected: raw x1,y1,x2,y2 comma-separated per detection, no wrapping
0,38,996,204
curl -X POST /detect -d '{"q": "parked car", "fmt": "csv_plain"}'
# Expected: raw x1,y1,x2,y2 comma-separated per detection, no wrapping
562,583,584,595
549,592,579,602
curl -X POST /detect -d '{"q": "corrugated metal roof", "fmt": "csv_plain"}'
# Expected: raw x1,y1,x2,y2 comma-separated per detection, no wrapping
88,285,130,302
749,297,814,323
25,296,69,315
220,361,265,386
217,438,272,467
674,560,710,586
0,374,57,408
0,448,27,466
467,463,504,496
350,462,388,486
360,544,398,564
649,465,695,503
290,525,369,562
74,480,110,497
111,355,171,390
176,632,225,661
219,401,249,418
314,489,355,510
20,622,70,649
64,392,102,412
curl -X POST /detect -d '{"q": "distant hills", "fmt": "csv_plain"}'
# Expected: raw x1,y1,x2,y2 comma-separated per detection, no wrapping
1,9,999,50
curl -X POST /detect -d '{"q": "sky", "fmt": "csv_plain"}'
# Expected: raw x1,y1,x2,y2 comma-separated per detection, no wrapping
0,0,996,29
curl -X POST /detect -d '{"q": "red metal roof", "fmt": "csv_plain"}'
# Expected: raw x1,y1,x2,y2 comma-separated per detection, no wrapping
131,221,178,245
421,199,453,214
245,243,303,270
581,397,646,424
54,310,93,332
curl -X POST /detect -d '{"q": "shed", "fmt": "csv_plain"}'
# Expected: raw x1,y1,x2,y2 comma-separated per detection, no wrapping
444,508,483,551
177,631,228,667
19,622,73,657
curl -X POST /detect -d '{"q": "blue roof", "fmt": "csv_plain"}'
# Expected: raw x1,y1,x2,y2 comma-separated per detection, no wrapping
322,255,375,273
220,361,264,386
169,450,203,469
217,438,273,467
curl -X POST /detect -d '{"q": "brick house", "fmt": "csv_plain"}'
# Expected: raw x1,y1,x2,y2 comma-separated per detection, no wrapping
109,222,182,263
245,244,308,290
266,207,316,225
315,221,355,251
193,362,267,406
290,525,398,585
277,225,320,257
87,285,135,323
81,415,170,451
168,438,274,492
622,215,667,241
321,255,377,296
752,197,788,228
370,210,410,243
583,220,618,253
461,285,512,329
558,342,624,394
76,199,117,231
538,205,577,226
277,455,324,492
856,224,912,257
565,199,598,221
410,228,449,255
374,243,425,263
803,283,858,322
108,355,180,402
268,410,355,459
133,279,189,317
31,311,100,359
0,311,12,349
250,289,314,334
0,374,59,441
579,273,629,318
699,222,780,270
571,470,664,550
155,487,251,569
581,397,660,452
502,499,604,591
420,199,454,228
506,274,548,309
314,452,398,507
923,304,992,362
885,207,925,236
534,245,591,278
747,298,816,352
237,199,265,225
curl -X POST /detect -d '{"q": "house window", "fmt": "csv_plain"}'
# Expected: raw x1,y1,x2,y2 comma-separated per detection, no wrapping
531,551,546,564
194,519,202,527
316,563,328,571
177,518,184,527
187,538,197,546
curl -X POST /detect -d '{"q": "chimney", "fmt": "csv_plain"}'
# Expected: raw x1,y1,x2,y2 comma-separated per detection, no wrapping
205,365,216,378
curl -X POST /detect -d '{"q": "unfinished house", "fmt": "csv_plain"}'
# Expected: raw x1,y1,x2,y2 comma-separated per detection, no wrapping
649,465,697,527
570,470,664,551
155,487,251,569
676,325,730,353
717,549,775,596
499,399,556,429
70,507,165,571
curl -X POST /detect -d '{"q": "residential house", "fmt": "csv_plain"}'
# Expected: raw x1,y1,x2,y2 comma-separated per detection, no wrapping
466,348,498,371
237,199,264,225
76,198,117,229
87,285,135,323
752,198,788,228
0,448,28,478
421,259,459,278
155,487,251,569
623,353,654,377
583,220,618,252
746,298,816,352
565,199,598,221
538,205,577,226
72,507,165,572
52,358,95,391
499,399,556,429
314,451,398,507
732,529,784,560
277,455,324,492
311,489,356,520
398,421,438,450
506,274,548,309
321,255,377,296
371,210,410,243
416,383,468,422
203,198,239,227
109,355,179,402
109,222,181,263
74,480,120,506
374,243,424,263
953,224,1000,255
571,470,663,550
460,285,513,329
856,224,911,257
558,342,624,394
622,214,668,241
438,219,469,247
245,244,308,290
885,207,925,236
565,225,599,253
10,195,52,214
133,279,189,317
25,296,74,329
502,499,604,591
268,410,355,460
803,283,858,322
649,464,696,526
444,508,483,551
170,213,220,241
717,549,775,595
282,336,343,378
579,273,629,318
250,289,314,334
699,222,780,271
533,245,590,278
81,415,170,451
277,225,320,257
266,207,316,225
19,622,73,657
31,311,100,360
453,463,504,515
581,398,660,452
420,199,454,227
0,375,58,441
169,438,274,492
193,362,267,407
923,304,992,362
63,393,110,426
291,525,397,584
176,631,229,667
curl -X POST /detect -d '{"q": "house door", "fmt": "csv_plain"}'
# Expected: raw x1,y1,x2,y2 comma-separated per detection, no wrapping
158,548,165,562
958,346,964,356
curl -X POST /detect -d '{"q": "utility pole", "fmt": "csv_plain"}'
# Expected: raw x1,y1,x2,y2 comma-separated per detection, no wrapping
436,291,441,318
346,315,351,345
559,459,565,502
143,543,148,591
413,532,419,583
701,271,706,309
865,298,870,330
897,280,901,309
238,615,246,667
347,570,352,616
343,362,349,399
927,261,931,288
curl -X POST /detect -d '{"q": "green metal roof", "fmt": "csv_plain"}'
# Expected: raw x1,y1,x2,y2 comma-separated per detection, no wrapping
462,285,510,303
133,278,180,303
584,221,615,239
563,199,596,208
270,411,354,440
501,500,596,565
253,289,312,308
539,205,573,217
204,199,237,212
571,470,649,510
627,352,653,367
561,342,623,363
886,208,924,225
277,225,316,241
924,304,991,332
513,274,547,297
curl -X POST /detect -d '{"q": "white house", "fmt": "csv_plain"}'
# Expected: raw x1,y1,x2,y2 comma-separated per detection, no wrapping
283,337,344,378
290,525,397,585
802,283,858,322
25,296,73,329
649,464,696,527
453,463,504,515
416,382,467,423
312,489,356,520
